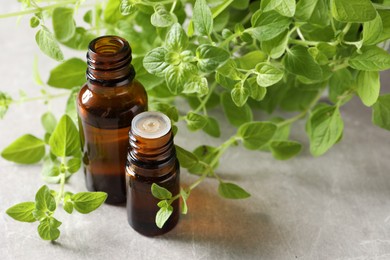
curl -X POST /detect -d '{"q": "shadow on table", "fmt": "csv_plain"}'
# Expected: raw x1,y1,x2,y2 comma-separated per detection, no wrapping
160,182,288,258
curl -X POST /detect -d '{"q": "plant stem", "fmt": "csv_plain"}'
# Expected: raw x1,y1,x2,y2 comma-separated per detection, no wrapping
288,38,320,47
212,0,234,19
13,92,69,104
0,1,77,19
193,82,217,113
56,157,67,206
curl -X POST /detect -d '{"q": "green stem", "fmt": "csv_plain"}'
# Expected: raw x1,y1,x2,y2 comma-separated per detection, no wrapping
277,90,324,128
56,157,67,206
373,3,390,10
210,136,237,168
193,82,217,113
288,38,320,47
12,92,69,104
0,1,77,19
170,0,177,13
212,0,234,19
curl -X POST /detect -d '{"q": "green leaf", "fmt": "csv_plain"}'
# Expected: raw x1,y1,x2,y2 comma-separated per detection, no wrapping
284,45,323,80
151,183,172,200
193,0,213,36
37,217,61,241
151,4,176,27
218,182,251,199
47,58,87,89
1,134,45,164
372,94,390,131
104,0,123,23
235,50,268,70
256,62,284,87
120,0,137,16
348,46,390,71
231,84,249,107
295,0,330,27
270,140,302,160
180,188,190,214
183,76,209,96
34,185,56,221
150,103,179,122
165,23,188,52
165,63,197,94
63,200,74,214
330,0,376,22
328,68,354,105
35,26,64,61
188,145,219,176
307,105,344,156
249,10,291,41
175,145,199,169
52,7,75,42
248,78,267,101
237,122,277,150
143,47,170,77
65,87,79,122
196,44,230,73
155,205,173,228
41,112,57,134
363,13,383,45
61,27,96,51
261,0,296,17
221,92,253,127
83,10,93,24
6,202,36,223
356,70,380,107
71,192,107,214
203,116,221,138
49,114,80,157
186,112,208,131
261,30,289,59
0,91,12,119
30,16,40,28
67,157,81,174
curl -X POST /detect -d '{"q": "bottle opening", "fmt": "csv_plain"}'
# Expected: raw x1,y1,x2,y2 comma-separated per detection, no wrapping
89,36,128,56
132,112,171,139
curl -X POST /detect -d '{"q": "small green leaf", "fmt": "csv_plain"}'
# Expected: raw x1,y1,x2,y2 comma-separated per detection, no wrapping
61,27,96,51
67,157,81,174
41,112,57,134
165,23,188,52
218,182,251,199
356,70,380,107
270,140,302,160
193,0,213,36
63,201,74,214
188,145,219,176
165,63,197,94
155,205,173,228
65,87,79,122
180,188,190,214
196,44,230,73
249,10,291,41
363,13,383,45
52,7,75,42
150,103,179,122
71,192,107,214
372,94,390,131
151,183,172,200
231,84,249,107
248,78,267,101
104,0,123,23
328,68,354,105
30,16,40,28
120,0,137,16
175,145,199,169
261,30,289,59
47,58,87,89
37,217,61,241
0,91,13,119
221,92,253,127
49,115,80,157
6,202,36,223
256,62,284,87
307,105,344,156
203,116,221,138
237,122,277,150
186,112,208,131
261,0,296,17
83,10,93,24
143,47,170,77
151,4,176,27
284,45,322,80
1,134,45,164
349,46,390,71
330,0,376,22
35,26,64,61
183,76,208,96
34,185,56,221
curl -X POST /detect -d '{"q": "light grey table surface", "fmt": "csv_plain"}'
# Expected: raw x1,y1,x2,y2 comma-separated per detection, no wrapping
1,3,390,260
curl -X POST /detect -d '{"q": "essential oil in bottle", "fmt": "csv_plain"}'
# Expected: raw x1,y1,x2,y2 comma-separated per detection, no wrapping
77,36,148,204
126,111,180,236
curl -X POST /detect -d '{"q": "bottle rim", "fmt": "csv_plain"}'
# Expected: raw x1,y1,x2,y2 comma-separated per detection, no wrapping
131,111,171,139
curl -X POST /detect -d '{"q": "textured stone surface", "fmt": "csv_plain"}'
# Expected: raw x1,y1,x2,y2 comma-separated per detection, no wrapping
1,3,390,260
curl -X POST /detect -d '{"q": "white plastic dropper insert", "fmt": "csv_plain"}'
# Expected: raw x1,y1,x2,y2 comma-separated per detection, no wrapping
131,111,171,139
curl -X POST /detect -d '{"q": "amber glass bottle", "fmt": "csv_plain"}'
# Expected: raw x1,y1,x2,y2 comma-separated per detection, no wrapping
126,111,180,236
77,36,147,204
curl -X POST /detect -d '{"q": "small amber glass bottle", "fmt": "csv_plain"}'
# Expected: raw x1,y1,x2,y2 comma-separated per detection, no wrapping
126,111,180,236
77,36,147,204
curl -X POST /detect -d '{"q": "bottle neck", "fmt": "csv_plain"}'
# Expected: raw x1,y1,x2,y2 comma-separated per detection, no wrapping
86,35,135,88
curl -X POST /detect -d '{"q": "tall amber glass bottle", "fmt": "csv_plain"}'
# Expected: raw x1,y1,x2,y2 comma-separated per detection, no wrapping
77,36,147,204
126,111,180,236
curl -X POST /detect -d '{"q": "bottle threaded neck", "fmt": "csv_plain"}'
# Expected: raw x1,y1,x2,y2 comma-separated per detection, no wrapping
86,35,135,86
